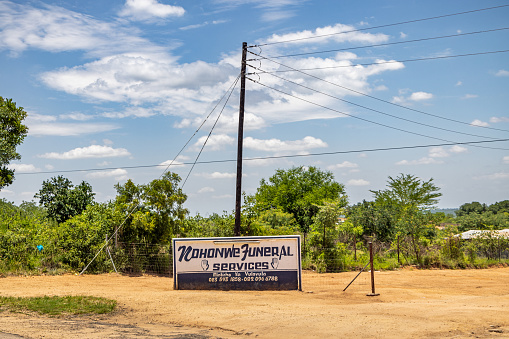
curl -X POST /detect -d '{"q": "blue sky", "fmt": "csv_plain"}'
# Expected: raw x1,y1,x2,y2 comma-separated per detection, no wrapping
1,0,508,215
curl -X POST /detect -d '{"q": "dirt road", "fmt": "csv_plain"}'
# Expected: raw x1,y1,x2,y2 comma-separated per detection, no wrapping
1,267,508,338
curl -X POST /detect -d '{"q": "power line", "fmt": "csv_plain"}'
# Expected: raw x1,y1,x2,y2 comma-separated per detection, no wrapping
181,74,241,188
79,73,241,275
247,77,509,150
248,49,509,74
253,4,509,47
252,67,499,140
247,54,509,133
250,27,509,59
17,138,509,176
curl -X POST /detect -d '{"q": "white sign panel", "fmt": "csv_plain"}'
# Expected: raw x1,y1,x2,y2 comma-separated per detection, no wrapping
172,235,302,290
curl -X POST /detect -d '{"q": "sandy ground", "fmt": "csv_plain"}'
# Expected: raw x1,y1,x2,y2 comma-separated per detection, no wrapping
0,267,508,338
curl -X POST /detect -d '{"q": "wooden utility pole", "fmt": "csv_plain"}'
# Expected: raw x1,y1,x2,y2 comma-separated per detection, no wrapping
234,42,247,236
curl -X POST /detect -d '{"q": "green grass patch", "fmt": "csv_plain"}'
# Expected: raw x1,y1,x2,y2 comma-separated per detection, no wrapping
0,295,116,316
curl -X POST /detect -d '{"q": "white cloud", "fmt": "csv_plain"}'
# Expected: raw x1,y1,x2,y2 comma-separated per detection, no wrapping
180,20,227,31
262,23,389,45
393,91,433,105
28,123,120,136
157,155,189,168
327,161,358,170
470,119,489,127
41,53,237,113
8,163,40,173
39,145,131,159
193,134,235,151
428,147,449,158
244,136,327,152
503,156,509,164
409,91,433,101
0,1,169,57
6,2,406,130
214,0,303,22
26,113,57,122
450,145,467,154
455,81,462,86
59,113,94,121
495,69,509,77
118,0,185,22
86,168,128,181
490,117,509,123
102,107,157,119
461,94,478,99
399,32,407,39
396,157,443,165
347,179,370,186
198,187,215,194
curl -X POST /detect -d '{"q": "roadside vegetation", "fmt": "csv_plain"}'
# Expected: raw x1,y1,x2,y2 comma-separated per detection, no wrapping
0,166,507,276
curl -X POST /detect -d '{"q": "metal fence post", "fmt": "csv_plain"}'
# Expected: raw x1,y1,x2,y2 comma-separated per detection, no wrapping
367,242,380,296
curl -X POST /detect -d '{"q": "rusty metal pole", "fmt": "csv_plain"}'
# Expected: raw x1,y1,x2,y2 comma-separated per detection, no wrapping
234,42,247,237
367,242,380,296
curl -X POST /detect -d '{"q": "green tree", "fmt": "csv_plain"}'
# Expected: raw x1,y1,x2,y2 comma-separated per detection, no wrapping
308,199,348,272
113,171,188,243
456,201,487,217
348,200,396,242
35,176,95,223
254,166,346,244
371,173,442,212
0,97,29,189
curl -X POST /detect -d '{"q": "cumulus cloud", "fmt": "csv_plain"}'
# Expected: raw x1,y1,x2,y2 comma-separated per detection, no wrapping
197,187,215,194
28,123,120,136
398,145,467,165
3,2,406,130
347,179,370,186
327,161,358,170
39,145,131,159
118,0,185,22
0,1,169,57
470,119,489,127
262,23,389,45
396,157,443,165
193,134,235,151
409,91,433,101
86,168,128,180
490,117,509,123
244,136,327,152
495,70,509,77
8,163,40,173
59,112,95,121
157,155,189,168
393,91,433,105
214,0,304,22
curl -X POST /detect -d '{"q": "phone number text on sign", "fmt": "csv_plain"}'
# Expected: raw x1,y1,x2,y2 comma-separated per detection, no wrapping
172,236,302,290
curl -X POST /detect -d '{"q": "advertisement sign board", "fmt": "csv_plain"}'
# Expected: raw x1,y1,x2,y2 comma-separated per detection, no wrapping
173,235,302,290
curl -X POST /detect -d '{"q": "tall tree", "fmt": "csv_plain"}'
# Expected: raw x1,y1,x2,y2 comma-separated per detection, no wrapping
371,173,442,212
35,176,95,223
0,97,29,189
114,171,188,243
254,166,346,239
